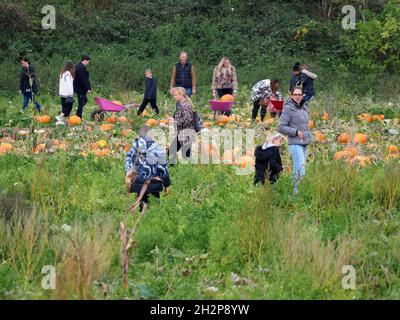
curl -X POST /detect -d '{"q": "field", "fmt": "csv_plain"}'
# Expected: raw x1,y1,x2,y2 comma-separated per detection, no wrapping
1,89,400,300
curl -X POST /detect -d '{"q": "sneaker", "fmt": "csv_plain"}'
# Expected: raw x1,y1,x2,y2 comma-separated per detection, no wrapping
56,120,66,126
56,114,65,122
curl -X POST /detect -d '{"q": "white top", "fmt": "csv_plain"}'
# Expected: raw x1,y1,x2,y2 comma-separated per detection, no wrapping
59,71,74,97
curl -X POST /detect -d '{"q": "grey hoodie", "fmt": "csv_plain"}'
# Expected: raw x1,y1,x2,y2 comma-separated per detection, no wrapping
278,99,312,145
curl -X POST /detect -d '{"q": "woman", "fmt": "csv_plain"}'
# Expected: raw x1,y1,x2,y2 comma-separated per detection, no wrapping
251,78,280,122
212,57,237,115
56,62,75,125
125,125,171,212
169,87,196,165
277,87,312,194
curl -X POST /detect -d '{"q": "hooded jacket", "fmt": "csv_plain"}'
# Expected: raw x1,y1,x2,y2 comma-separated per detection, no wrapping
278,98,312,145
254,143,283,184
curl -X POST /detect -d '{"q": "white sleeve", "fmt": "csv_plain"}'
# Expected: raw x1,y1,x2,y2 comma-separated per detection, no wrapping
66,74,74,96
302,69,317,80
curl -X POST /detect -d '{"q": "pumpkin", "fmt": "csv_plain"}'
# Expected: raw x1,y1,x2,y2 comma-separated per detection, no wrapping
106,116,116,124
203,121,213,128
146,119,158,127
233,155,255,168
333,150,353,161
220,94,234,102
53,139,60,146
122,128,134,137
321,112,329,121
388,145,399,154
221,150,235,164
124,143,131,153
32,143,45,153
69,115,82,126
371,114,384,122
350,156,372,167
337,133,351,144
353,133,367,144
97,139,107,148
314,131,326,142
35,115,51,124
308,120,314,129
357,113,371,123
216,115,229,125
141,110,150,117
100,123,113,131
344,146,359,158
159,119,170,125
118,116,128,123
0,143,13,154
93,147,110,157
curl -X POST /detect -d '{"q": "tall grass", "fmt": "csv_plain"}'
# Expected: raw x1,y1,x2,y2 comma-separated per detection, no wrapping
373,160,400,212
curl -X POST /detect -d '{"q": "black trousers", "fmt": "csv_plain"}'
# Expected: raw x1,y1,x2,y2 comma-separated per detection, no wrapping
217,88,233,116
252,100,267,121
138,98,159,115
76,94,88,118
137,192,160,212
168,136,191,165
61,97,74,117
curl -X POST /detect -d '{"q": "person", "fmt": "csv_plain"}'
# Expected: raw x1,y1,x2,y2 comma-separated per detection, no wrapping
19,58,42,112
289,62,317,102
251,79,280,122
125,125,171,212
254,132,283,185
56,62,75,125
170,51,196,97
137,69,159,116
168,87,196,165
73,54,92,119
278,87,312,194
268,80,283,118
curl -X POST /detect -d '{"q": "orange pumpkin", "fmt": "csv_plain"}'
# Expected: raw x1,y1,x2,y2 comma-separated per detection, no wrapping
146,119,158,127
106,116,116,124
203,121,213,128
0,143,13,154
353,133,367,144
308,120,314,129
357,113,371,123
100,124,113,131
159,119,170,125
35,115,51,124
122,128,134,137
344,146,359,158
220,94,234,102
388,145,399,154
321,112,329,121
93,147,110,157
233,155,255,168
337,133,351,144
333,150,353,161
350,156,372,167
118,116,128,123
32,143,45,153
314,131,326,142
69,115,82,126
371,114,384,122
216,115,229,125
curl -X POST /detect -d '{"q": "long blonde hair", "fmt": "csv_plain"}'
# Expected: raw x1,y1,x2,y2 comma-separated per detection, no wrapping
171,87,194,109
215,57,233,79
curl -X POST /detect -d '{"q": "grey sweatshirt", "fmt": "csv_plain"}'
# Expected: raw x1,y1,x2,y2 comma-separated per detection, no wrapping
277,99,312,145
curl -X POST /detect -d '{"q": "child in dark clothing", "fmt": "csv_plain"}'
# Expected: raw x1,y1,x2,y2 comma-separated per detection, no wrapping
137,69,160,115
254,132,283,185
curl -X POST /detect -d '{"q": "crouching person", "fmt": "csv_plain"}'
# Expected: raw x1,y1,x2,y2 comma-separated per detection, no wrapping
254,132,283,185
125,125,171,212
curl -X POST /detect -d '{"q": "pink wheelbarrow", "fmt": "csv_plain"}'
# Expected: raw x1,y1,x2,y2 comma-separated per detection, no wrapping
209,100,235,120
91,97,138,121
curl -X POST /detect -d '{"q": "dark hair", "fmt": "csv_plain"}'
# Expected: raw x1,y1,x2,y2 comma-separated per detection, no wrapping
270,79,280,93
60,61,76,78
293,62,301,71
291,86,303,95
81,54,91,61
21,57,30,64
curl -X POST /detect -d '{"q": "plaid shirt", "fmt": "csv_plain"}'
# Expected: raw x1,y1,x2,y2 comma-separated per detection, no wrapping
173,98,196,144
211,66,238,91
251,79,272,102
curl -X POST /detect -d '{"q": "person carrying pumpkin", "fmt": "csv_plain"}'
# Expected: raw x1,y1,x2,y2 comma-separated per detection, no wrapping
19,58,42,112
211,57,238,116
125,125,171,212
251,79,280,122
168,87,196,165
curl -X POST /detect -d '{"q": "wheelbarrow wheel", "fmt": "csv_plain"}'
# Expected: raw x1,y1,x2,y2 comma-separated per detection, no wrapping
90,109,105,122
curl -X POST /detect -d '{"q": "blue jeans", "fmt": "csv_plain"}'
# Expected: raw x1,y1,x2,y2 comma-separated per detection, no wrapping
23,93,42,111
184,87,192,97
288,144,307,193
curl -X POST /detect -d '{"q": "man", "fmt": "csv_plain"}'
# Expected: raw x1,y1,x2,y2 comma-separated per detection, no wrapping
73,54,92,119
170,51,196,97
19,58,42,112
289,62,317,102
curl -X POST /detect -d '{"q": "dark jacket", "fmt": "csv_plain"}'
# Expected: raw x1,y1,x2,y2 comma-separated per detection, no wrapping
20,65,39,94
278,98,312,145
289,72,315,96
254,144,283,185
175,62,193,88
144,77,157,99
73,62,91,95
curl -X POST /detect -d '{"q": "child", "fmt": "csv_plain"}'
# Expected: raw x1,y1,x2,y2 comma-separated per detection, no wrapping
125,125,170,212
137,69,160,116
254,132,283,185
